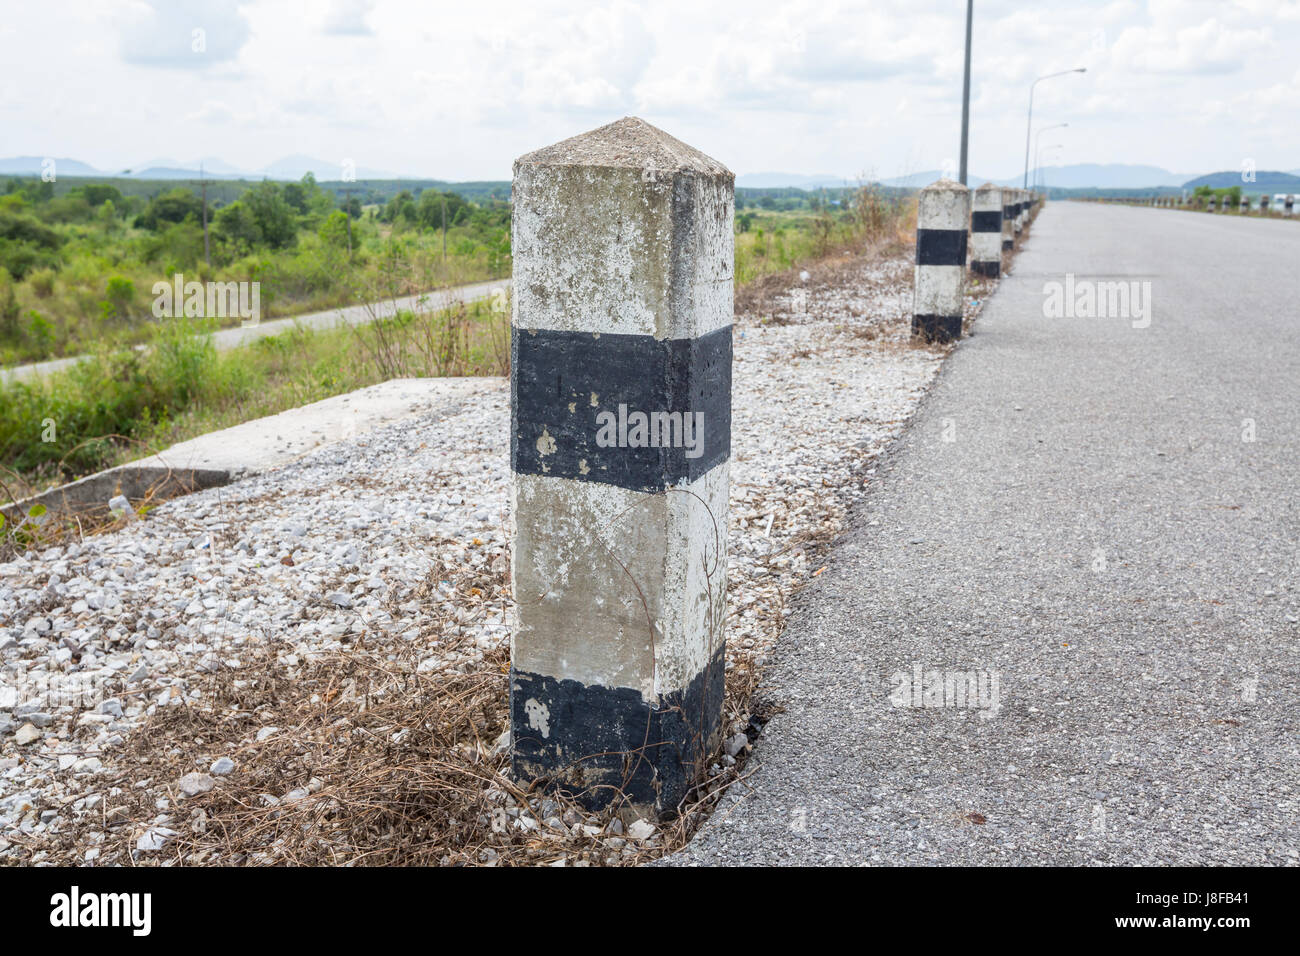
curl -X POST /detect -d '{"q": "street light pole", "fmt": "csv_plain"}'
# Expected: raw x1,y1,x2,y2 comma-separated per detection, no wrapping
1022,68,1086,188
959,0,973,185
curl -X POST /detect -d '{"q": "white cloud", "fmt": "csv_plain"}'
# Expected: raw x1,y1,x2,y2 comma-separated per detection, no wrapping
3,0,1297,181
119,0,252,68
322,0,376,36
1110,16,1273,74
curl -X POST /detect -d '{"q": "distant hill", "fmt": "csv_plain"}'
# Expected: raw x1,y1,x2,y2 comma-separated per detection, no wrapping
997,164,1191,189
878,170,993,188
875,165,1188,189
1181,170,1300,189
0,156,104,176
0,154,401,181
737,172,857,189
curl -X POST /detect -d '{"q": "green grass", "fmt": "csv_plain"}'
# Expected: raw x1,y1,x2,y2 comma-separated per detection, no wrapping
734,189,914,285
0,298,509,500
0,220,509,367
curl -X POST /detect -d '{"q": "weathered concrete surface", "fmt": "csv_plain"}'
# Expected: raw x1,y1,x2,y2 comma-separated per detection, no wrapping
970,183,1002,276
913,179,970,343
512,466,728,698
671,201,1300,865
2,280,509,384
513,117,732,341
7,378,498,519
509,117,734,811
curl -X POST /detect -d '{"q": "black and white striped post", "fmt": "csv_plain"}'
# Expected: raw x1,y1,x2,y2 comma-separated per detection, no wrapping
1014,188,1025,237
1001,189,1015,250
1240,194,1250,214
970,183,1002,278
1261,194,1271,214
1287,194,1295,216
912,178,970,343
509,117,731,814
1208,195,1217,213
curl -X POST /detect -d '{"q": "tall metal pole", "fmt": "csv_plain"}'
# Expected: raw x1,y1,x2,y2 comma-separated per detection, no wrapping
195,162,213,268
959,0,973,185
1022,83,1036,189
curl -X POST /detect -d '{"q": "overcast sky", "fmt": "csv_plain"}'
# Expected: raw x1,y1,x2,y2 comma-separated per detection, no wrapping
4,0,1300,181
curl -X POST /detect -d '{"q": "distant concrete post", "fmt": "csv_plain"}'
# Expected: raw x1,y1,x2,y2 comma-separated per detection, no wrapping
1287,195,1295,216
509,117,732,814
970,183,1002,278
1208,196,1217,213
1013,189,1025,236
1001,189,1016,250
1261,194,1270,214
1241,195,1250,214
912,178,970,343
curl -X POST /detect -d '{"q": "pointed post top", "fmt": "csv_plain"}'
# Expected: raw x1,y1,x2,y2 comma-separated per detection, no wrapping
923,177,969,193
515,116,732,179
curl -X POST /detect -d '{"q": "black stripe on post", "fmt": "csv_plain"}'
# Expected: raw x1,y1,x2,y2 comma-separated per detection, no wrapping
912,314,962,341
510,645,725,810
915,228,967,266
970,261,1000,277
971,210,1002,233
512,324,732,491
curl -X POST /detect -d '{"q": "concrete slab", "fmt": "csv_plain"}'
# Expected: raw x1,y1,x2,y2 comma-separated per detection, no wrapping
5,377,501,519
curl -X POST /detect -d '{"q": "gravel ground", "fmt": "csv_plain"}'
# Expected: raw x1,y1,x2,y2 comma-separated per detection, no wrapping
671,202,1300,866
0,250,970,864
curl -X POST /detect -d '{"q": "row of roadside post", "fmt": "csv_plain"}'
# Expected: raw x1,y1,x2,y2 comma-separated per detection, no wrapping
912,181,1040,343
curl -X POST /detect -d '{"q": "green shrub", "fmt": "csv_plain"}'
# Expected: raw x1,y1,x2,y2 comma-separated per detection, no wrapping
99,275,136,322
26,310,55,356
28,267,55,298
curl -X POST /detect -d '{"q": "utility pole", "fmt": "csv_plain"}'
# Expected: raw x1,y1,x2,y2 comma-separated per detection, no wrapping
194,162,214,268
959,0,973,185
340,185,357,257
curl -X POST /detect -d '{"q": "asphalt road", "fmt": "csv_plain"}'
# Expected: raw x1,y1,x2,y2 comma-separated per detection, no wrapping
1,278,509,384
675,202,1300,865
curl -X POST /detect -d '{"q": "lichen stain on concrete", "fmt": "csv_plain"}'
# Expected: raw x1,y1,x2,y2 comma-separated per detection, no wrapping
524,698,551,738
578,459,590,475
590,392,599,407
536,427,557,457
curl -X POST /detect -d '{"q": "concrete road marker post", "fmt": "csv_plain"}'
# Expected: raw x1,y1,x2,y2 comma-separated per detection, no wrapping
970,183,1002,278
912,178,970,343
509,117,732,815
1001,189,1015,250
1261,194,1270,215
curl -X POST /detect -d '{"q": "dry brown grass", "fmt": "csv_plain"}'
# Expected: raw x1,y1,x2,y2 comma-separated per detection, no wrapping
26,537,782,867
